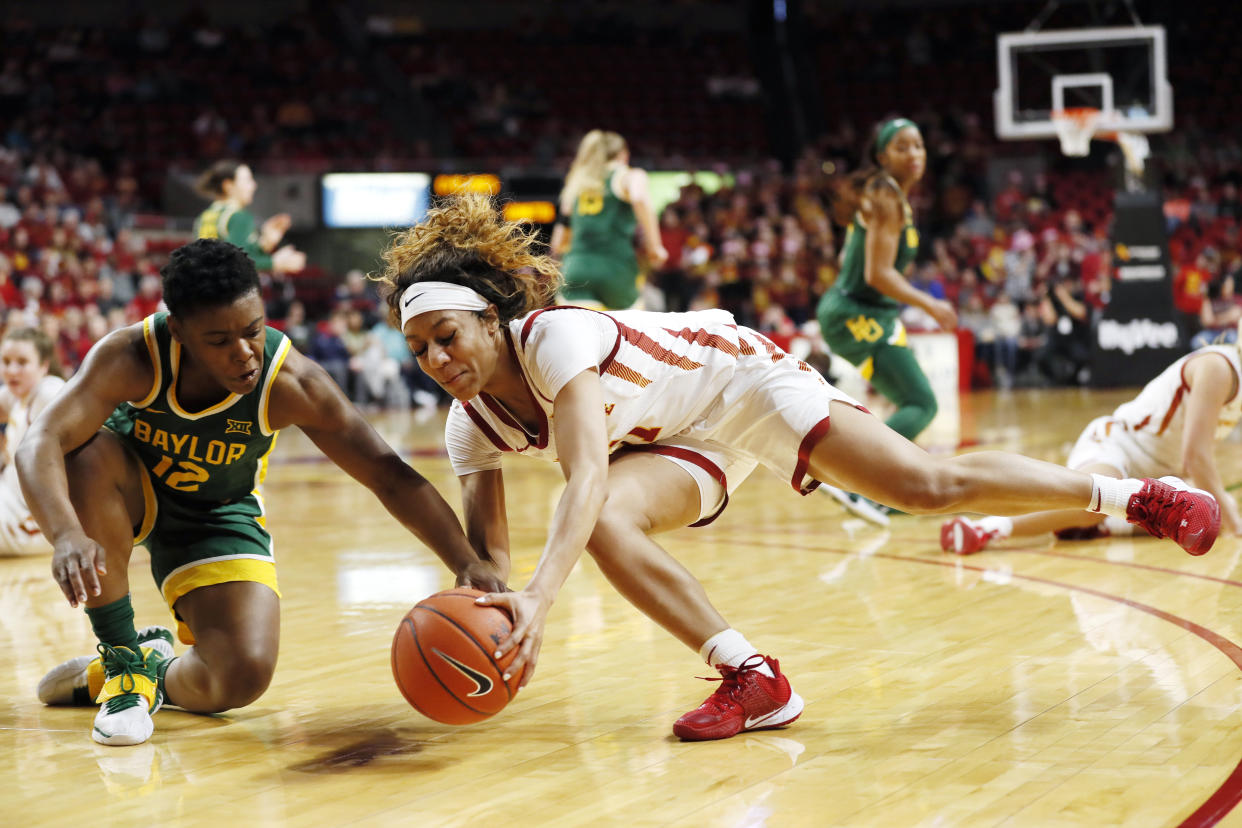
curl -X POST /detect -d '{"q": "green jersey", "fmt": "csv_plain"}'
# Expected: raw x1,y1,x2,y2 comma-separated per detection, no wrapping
104,313,291,509
827,177,919,310
565,170,637,261
194,201,273,270
561,170,642,308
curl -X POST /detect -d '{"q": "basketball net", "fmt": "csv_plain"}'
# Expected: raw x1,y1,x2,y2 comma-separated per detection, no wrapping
1053,107,1150,179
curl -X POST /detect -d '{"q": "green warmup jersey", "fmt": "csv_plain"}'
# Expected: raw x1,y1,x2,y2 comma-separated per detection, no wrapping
104,312,291,509
561,170,641,308
828,180,919,310
194,201,273,270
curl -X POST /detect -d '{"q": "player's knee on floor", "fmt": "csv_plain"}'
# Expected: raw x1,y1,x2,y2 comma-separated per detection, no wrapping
199,646,276,712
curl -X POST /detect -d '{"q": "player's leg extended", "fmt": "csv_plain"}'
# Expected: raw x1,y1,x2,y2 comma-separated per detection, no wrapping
809,401,1219,554
164,581,280,714
1007,463,1122,536
866,337,937,441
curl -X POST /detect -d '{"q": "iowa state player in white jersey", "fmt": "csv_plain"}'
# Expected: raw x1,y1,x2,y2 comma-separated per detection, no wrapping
378,194,1221,741
0,328,65,556
942,336,1242,554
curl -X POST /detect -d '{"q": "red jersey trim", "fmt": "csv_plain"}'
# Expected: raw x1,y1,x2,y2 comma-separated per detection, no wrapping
618,444,730,527
461,401,513,453
791,415,834,494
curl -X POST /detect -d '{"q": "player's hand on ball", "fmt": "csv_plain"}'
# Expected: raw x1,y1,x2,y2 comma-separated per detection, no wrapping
475,588,549,689
51,530,107,608
455,559,509,594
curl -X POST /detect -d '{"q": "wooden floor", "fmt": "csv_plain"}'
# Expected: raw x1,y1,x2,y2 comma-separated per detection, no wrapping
4,387,1242,827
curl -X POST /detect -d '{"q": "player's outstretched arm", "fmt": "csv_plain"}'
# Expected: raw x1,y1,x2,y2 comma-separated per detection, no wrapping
478,368,610,687
269,347,505,591
459,467,511,584
16,327,153,606
1181,354,1242,536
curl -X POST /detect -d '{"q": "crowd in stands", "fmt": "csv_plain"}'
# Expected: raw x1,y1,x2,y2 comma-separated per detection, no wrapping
3,3,1242,400
651,127,1242,390
5,123,1242,402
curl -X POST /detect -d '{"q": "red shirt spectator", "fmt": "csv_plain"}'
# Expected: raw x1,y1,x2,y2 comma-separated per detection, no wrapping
1173,261,1211,316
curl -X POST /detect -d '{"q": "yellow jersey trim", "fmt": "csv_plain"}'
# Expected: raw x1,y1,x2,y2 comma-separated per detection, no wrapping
167,339,244,419
131,316,163,409
132,465,158,546
258,335,291,437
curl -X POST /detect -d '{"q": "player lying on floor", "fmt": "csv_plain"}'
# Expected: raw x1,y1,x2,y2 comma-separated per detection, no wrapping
377,193,1221,741
941,332,1242,554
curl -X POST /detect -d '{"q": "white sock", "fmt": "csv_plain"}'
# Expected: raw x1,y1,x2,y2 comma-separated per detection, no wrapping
1102,515,1136,536
1089,474,1144,518
699,629,774,677
977,516,1013,539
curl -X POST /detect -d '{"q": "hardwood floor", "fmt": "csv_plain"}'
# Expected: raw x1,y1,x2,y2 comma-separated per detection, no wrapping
3,388,1241,826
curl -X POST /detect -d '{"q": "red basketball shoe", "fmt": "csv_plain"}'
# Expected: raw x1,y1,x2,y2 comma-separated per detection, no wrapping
1125,477,1220,556
939,517,999,555
672,655,804,741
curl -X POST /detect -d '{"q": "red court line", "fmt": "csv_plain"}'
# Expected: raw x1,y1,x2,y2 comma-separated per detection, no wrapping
739,537,1242,827
1010,548,1242,590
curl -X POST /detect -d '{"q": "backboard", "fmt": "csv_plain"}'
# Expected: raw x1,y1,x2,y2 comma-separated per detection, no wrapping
994,25,1173,141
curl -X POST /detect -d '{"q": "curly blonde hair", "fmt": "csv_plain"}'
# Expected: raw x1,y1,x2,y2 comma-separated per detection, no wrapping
376,193,562,327
559,130,627,215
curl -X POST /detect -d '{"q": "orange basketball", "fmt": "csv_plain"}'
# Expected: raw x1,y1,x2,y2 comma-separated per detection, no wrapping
391,587,523,724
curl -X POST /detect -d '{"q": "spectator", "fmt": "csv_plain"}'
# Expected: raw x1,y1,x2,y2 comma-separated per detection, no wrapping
1173,248,1218,342
280,300,313,354
1038,278,1092,386
1016,300,1049,385
309,309,351,393
1192,274,1242,349
989,291,1021,389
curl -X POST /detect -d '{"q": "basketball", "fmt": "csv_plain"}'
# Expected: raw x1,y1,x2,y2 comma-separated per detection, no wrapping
390,587,524,725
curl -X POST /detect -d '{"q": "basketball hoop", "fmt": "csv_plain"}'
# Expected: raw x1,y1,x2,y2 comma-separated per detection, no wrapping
1052,107,1102,157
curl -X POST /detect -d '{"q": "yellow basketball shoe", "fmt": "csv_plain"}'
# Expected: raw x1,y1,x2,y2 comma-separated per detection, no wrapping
38,626,174,707
92,643,167,746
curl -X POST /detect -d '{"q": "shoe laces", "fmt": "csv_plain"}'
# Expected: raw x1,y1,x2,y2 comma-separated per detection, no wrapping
694,654,769,712
1129,482,1186,540
97,643,146,713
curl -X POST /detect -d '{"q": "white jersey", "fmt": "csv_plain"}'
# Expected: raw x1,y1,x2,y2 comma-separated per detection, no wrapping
1110,345,1242,469
446,307,747,474
445,306,865,525
0,374,64,556
4,375,65,467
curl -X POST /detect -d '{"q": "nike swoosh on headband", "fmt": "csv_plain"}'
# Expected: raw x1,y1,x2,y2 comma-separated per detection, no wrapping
404,291,425,307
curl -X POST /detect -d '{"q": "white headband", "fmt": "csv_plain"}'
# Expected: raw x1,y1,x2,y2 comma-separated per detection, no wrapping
399,281,490,329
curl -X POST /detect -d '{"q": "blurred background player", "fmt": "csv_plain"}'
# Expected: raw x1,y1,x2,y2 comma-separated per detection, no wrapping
193,160,307,277
551,130,668,309
0,327,65,556
942,326,1242,554
816,118,958,524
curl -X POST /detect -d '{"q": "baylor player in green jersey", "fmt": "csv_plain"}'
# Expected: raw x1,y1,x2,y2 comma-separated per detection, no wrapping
194,160,306,275
552,131,667,309
816,118,958,524
21,239,503,746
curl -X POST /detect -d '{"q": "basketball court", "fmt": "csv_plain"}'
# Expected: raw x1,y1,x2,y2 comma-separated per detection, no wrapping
1,386,1240,826
3,5,1238,826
